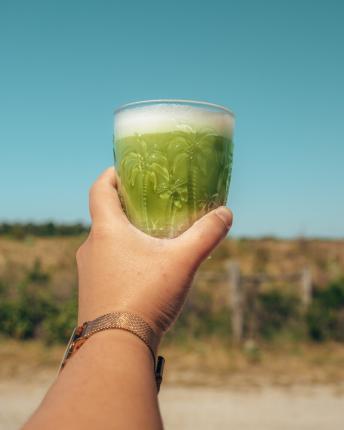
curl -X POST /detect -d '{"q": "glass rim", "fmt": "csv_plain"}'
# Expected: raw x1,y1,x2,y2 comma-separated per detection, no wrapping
114,99,235,117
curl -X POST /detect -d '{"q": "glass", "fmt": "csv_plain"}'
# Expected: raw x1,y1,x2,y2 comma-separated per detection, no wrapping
113,99,234,238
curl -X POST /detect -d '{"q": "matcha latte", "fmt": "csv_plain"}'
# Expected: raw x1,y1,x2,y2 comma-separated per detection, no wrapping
113,101,234,238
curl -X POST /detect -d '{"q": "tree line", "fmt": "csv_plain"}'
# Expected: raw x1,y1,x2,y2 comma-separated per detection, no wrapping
0,222,89,239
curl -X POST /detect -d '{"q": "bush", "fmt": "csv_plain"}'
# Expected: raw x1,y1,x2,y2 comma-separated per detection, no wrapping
0,281,58,339
42,292,77,343
166,290,232,342
307,278,344,341
256,289,301,339
0,259,77,343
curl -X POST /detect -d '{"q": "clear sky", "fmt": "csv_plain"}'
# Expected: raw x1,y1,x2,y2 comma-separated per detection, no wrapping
1,0,343,238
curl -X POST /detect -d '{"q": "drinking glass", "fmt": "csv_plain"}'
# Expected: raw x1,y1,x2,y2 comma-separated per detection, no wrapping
113,99,234,238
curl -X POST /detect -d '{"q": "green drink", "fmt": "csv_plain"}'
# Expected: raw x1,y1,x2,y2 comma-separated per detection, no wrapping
114,100,234,238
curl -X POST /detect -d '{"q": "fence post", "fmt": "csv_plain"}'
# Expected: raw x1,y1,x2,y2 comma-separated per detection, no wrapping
227,261,243,343
301,267,312,307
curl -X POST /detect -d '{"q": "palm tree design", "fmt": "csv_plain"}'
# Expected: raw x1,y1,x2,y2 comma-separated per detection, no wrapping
157,177,188,228
120,136,169,228
215,140,233,203
167,125,217,222
198,192,220,214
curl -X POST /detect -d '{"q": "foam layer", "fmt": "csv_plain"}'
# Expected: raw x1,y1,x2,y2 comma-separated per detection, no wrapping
115,103,234,139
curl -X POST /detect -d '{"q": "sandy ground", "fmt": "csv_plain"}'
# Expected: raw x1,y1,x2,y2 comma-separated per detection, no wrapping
1,374,344,430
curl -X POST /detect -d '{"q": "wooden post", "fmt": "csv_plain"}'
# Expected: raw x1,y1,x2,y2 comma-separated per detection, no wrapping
301,267,312,307
227,261,243,343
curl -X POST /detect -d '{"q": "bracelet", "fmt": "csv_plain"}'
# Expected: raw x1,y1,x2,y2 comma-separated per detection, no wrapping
59,311,165,392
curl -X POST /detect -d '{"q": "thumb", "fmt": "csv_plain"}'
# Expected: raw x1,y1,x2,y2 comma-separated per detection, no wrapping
175,206,233,268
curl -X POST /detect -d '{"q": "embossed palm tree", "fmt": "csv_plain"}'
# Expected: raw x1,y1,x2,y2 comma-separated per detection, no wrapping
167,125,217,221
157,177,188,229
198,191,219,214
120,136,169,228
215,141,233,203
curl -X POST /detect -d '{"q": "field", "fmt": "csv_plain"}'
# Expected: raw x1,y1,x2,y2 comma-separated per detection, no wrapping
1,235,344,287
1,234,344,344
1,234,344,429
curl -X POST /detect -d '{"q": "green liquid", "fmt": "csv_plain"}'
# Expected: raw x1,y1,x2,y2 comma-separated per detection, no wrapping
114,130,233,238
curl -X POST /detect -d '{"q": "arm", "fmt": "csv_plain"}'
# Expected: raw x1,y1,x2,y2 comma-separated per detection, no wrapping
23,167,233,430
25,330,162,430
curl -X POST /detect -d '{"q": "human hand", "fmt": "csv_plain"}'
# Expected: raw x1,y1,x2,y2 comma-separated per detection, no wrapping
76,167,233,342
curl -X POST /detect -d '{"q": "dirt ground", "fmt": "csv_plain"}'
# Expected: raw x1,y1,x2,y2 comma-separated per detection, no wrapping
1,372,344,430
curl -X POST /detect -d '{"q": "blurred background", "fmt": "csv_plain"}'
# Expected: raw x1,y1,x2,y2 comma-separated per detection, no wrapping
1,0,344,429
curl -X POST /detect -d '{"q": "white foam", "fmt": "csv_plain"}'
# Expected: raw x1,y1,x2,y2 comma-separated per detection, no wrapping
115,103,234,139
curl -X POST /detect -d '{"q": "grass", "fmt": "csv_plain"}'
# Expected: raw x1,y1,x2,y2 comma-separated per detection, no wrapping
1,337,344,389
160,338,344,388
1,236,344,388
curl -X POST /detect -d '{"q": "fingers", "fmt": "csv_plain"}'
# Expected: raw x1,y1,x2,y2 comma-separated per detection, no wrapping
174,206,233,269
89,167,129,227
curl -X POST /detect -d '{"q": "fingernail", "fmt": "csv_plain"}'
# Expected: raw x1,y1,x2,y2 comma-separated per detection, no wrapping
215,206,232,229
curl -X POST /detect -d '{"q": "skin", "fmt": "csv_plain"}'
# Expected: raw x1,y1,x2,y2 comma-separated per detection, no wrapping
23,167,233,430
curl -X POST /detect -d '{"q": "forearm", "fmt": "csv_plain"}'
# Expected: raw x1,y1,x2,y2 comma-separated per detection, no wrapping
23,330,163,430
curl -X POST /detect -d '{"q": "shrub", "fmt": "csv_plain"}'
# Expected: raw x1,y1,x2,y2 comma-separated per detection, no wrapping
256,289,301,339
42,292,77,343
0,259,77,342
1,282,58,339
166,289,232,342
307,278,344,341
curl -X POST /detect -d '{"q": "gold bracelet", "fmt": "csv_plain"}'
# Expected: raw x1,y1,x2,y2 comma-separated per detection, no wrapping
59,311,165,392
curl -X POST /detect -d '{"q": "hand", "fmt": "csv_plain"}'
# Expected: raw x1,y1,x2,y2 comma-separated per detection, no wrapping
76,167,233,341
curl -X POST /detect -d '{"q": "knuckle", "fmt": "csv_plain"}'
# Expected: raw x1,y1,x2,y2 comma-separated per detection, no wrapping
212,213,229,232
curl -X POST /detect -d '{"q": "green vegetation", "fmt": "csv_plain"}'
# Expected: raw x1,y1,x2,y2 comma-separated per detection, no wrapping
0,222,88,239
1,257,342,345
0,258,77,343
306,279,344,342
256,290,302,339
0,229,343,347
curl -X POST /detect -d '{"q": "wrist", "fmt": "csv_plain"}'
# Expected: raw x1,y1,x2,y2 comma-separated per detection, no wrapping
60,311,165,392
77,307,164,340
55,327,160,412
73,311,160,359
85,328,154,363
83,329,164,392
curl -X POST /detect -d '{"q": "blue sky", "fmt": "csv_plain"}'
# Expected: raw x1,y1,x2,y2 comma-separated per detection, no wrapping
1,0,343,237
